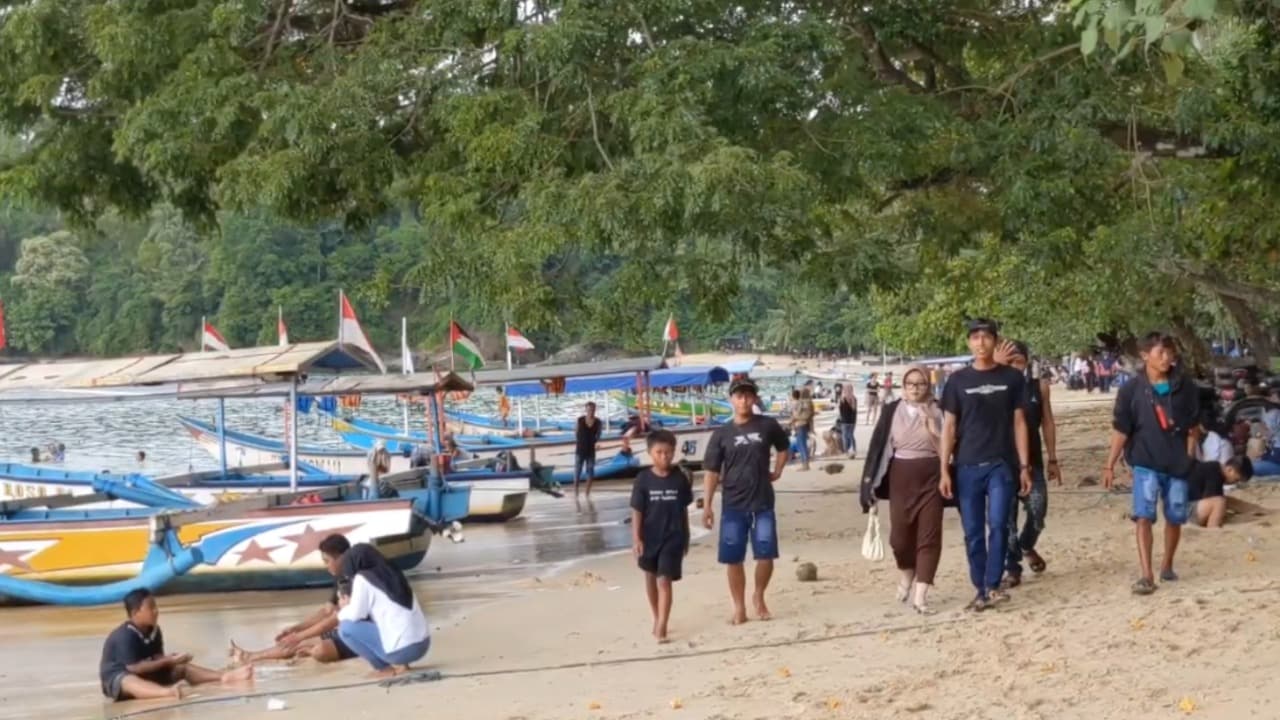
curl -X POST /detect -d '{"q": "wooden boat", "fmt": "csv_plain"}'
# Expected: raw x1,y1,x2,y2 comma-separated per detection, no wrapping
0,493,433,604
177,417,531,521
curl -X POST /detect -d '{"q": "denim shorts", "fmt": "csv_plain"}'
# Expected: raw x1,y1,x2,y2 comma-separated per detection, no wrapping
717,507,779,564
1132,466,1189,525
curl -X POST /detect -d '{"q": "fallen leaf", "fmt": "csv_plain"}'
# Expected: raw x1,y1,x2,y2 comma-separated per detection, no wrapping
826,698,842,710
588,701,602,710
1130,618,1146,630
1246,551,1258,563
670,698,683,709
778,667,792,678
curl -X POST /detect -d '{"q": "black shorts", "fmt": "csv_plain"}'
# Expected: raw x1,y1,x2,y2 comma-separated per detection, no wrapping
321,628,357,660
638,541,686,581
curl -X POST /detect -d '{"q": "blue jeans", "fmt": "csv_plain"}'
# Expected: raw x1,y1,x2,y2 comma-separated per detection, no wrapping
1006,467,1047,576
792,426,811,465
717,507,779,564
955,461,1015,597
1131,466,1189,525
338,620,430,671
839,423,856,454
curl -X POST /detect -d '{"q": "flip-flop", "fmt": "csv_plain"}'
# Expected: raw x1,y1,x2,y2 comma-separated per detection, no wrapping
1024,550,1047,574
965,595,989,613
988,589,1012,605
912,602,936,616
1000,574,1022,590
1131,577,1157,595
1160,569,1179,582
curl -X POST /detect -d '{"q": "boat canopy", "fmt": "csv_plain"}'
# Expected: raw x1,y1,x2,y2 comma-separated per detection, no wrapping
721,358,759,375
0,342,474,403
503,365,730,398
473,356,667,387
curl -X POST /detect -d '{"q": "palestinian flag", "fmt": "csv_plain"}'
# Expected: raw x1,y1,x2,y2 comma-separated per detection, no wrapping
450,321,485,370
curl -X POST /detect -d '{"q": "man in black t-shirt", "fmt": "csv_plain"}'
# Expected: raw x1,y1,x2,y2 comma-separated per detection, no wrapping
631,430,694,643
100,588,252,701
1104,332,1201,595
574,401,604,497
702,379,791,625
939,319,1032,611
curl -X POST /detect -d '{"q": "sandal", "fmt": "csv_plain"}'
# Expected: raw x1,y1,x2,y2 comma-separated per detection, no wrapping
1131,577,1157,595
1160,568,1179,582
1024,550,1047,574
988,589,1011,605
911,602,936,616
965,595,989,613
1000,574,1022,590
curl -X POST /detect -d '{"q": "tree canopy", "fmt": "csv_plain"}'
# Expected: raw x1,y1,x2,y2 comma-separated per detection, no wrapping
1,1,1278,362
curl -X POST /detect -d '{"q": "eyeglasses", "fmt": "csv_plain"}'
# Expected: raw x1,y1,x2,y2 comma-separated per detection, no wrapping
904,381,929,388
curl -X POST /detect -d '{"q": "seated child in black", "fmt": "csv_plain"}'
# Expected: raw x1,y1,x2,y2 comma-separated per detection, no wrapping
630,429,694,644
100,588,253,701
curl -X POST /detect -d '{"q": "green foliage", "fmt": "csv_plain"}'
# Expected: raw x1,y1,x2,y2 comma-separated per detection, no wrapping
0,1,1278,362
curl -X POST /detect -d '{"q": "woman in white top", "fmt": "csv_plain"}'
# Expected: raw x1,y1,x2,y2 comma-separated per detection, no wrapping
337,544,430,677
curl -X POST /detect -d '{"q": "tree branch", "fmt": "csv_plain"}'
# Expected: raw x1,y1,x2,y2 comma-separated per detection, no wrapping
260,0,294,70
586,86,615,172
847,20,926,94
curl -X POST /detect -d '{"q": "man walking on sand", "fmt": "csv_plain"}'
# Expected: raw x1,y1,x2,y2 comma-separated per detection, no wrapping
1103,332,1200,595
939,319,1032,612
703,378,790,624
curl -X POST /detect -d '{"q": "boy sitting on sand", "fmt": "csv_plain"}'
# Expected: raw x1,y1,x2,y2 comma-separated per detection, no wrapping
100,588,252,701
631,430,694,643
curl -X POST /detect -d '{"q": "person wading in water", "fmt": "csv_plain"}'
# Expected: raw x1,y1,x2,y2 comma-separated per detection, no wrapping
939,319,1032,612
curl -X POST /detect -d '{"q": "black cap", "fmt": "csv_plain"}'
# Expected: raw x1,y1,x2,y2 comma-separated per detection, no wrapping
729,378,759,396
966,317,999,337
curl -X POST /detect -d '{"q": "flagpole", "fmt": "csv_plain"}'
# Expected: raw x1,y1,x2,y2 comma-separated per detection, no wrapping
449,313,456,373
278,305,284,344
200,315,206,352
505,322,513,372
337,290,343,344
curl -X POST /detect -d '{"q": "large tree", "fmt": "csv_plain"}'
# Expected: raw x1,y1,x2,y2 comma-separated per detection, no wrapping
2,1,1278,360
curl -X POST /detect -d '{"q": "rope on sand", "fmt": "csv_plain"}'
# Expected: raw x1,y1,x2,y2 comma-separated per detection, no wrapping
107,614,974,719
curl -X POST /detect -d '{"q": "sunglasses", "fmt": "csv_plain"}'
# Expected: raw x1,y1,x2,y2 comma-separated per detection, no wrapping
904,381,929,388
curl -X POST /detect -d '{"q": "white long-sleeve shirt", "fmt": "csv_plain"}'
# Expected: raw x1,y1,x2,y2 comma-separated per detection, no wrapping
337,574,430,653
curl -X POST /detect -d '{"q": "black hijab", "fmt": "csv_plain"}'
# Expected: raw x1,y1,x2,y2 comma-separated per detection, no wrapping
340,543,415,610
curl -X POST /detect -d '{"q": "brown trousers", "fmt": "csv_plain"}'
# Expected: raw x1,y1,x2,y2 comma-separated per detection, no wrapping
887,455,943,584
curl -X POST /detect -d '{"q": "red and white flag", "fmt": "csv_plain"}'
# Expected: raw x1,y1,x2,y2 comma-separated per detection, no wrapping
277,307,289,346
506,326,535,351
202,320,230,352
662,314,679,343
338,291,386,373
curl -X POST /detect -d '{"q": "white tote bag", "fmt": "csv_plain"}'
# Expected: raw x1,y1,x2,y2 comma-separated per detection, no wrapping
861,508,885,562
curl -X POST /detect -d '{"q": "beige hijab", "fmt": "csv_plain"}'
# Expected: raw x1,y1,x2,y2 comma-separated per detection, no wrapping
890,365,942,454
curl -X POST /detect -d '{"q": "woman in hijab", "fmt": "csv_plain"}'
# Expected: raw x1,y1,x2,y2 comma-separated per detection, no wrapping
859,365,944,613
336,544,431,677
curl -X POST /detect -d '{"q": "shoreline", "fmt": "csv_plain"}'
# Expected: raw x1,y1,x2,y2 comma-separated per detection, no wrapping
107,396,1280,720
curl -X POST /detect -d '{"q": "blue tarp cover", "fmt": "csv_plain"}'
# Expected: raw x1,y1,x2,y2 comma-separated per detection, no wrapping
504,366,731,398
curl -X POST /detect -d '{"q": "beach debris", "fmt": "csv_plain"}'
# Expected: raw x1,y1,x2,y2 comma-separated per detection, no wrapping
1129,618,1145,630
572,571,605,587
826,698,842,710
1246,551,1258,563
796,562,819,582
587,701,602,710
778,667,792,678
1178,696,1198,714
670,698,684,709
266,698,287,711
904,702,932,713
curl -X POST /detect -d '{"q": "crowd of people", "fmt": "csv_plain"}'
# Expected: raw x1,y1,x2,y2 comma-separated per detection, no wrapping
99,319,1274,704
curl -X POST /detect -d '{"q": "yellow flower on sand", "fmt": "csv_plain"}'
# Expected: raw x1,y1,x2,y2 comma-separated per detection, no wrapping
1178,696,1197,714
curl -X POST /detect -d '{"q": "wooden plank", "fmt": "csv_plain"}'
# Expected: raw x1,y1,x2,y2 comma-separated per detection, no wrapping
0,491,113,515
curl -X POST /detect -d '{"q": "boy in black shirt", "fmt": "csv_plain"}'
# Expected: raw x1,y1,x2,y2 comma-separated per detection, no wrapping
702,379,791,624
574,401,604,497
939,319,1032,611
1186,456,1253,528
100,588,253,701
630,430,694,643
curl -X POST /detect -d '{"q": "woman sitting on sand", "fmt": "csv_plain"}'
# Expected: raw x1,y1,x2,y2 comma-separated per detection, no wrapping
337,544,431,678
859,366,944,614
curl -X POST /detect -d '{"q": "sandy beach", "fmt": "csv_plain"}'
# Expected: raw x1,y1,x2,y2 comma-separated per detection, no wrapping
103,391,1280,720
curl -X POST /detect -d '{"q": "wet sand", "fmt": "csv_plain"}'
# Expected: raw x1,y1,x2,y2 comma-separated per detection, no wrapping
0,488,654,720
